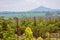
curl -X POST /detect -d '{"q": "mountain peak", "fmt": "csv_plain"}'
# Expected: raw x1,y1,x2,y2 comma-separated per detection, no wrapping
31,6,55,12
38,6,46,8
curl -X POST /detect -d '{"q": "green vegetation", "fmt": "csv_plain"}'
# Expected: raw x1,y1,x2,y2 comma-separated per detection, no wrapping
0,17,60,40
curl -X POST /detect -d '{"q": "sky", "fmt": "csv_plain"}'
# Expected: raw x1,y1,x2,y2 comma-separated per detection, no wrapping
0,0,60,12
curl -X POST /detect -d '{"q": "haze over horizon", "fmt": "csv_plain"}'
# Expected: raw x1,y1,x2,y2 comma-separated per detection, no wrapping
0,0,60,12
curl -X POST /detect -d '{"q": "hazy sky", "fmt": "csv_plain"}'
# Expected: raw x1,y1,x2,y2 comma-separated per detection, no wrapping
0,0,60,12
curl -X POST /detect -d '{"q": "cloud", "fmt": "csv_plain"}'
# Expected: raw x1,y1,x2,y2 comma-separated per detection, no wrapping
0,0,41,11
40,0,60,9
0,0,60,11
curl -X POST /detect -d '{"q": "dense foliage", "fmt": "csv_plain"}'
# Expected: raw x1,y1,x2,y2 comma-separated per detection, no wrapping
0,17,60,40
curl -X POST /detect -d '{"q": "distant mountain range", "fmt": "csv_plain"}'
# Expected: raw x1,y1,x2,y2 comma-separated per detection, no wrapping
0,6,60,12
30,6,60,12
0,6,60,18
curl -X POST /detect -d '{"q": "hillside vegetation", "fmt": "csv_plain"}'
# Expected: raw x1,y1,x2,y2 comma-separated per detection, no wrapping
0,17,60,40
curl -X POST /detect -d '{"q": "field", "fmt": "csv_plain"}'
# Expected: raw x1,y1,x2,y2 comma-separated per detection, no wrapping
0,17,60,40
